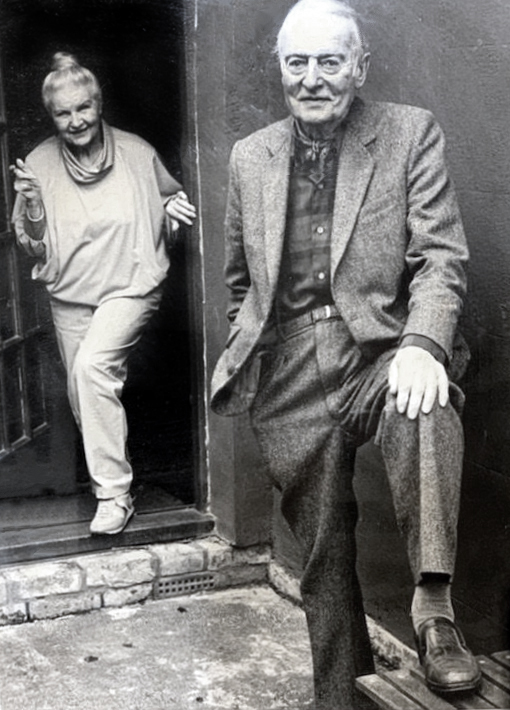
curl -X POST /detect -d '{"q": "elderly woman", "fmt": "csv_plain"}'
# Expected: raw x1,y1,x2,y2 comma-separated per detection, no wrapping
12,52,196,535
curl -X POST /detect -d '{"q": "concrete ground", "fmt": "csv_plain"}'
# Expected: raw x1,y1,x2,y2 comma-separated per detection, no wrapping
0,586,315,710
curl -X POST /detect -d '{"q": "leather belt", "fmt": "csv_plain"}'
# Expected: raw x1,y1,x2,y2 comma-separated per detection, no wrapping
277,304,341,341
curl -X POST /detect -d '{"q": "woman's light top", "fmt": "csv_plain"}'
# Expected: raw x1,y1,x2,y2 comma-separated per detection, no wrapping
12,125,181,306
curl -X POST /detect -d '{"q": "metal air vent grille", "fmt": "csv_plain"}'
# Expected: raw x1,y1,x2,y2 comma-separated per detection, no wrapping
154,572,215,599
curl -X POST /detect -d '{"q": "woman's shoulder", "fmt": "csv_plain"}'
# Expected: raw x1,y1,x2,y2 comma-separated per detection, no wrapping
26,136,60,166
112,127,156,159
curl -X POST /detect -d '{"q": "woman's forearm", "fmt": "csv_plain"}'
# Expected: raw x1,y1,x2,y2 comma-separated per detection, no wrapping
24,203,46,241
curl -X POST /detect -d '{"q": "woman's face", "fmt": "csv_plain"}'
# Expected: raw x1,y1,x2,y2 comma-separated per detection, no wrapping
49,82,102,151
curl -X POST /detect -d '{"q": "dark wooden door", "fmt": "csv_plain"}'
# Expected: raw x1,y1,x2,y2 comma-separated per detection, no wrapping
0,0,196,505
0,57,78,498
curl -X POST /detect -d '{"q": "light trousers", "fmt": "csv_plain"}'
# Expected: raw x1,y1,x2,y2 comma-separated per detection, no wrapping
50,290,162,499
250,316,464,710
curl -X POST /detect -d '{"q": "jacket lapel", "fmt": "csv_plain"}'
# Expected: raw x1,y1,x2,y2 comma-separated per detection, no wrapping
331,100,376,279
262,118,292,304
259,104,377,296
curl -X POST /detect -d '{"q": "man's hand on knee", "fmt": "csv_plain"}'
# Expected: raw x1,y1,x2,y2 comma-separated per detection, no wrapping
388,346,449,420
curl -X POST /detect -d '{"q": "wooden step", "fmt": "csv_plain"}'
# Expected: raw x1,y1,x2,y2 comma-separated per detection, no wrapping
356,653,510,710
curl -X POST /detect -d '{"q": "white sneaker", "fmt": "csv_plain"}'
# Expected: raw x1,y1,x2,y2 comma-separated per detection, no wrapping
90,494,134,535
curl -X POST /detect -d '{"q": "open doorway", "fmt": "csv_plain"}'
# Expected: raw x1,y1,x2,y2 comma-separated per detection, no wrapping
0,0,209,561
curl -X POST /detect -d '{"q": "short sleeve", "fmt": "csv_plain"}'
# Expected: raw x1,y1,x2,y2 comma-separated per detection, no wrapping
153,153,182,202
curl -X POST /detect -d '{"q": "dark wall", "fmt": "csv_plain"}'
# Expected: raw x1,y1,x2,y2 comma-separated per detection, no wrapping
1,0,183,174
186,0,296,544
347,0,510,653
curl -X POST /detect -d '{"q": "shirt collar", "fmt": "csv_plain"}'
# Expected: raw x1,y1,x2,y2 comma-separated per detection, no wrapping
292,119,344,162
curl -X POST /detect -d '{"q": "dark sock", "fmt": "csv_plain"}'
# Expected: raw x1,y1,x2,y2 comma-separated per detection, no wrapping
411,574,454,633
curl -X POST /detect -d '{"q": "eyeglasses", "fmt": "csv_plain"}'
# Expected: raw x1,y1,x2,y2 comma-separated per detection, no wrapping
284,55,352,76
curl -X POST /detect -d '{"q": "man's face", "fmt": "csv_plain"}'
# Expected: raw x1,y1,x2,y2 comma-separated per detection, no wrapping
280,14,369,128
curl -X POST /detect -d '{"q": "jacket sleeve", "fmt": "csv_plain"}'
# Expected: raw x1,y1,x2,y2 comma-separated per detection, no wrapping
224,142,250,324
402,112,468,361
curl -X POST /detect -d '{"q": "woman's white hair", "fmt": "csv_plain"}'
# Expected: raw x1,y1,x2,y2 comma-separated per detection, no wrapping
42,52,102,112
276,0,369,58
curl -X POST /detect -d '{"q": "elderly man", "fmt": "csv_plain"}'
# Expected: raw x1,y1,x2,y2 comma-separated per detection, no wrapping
211,1,480,707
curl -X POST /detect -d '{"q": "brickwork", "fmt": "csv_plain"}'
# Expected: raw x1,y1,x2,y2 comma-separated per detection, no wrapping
79,550,157,588
102,583,153,608
29,591,102,620
0,537,271,625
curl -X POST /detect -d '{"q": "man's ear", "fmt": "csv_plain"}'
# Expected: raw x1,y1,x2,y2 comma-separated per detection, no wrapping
354,52,370,89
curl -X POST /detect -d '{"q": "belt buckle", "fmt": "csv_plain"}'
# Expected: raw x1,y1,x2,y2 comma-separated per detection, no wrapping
312,305,332,323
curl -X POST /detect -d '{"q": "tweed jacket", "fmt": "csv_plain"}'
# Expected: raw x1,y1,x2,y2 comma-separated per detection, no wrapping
211,98,468,416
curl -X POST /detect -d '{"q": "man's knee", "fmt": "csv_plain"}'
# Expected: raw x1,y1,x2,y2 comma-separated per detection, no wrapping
376,388,464,459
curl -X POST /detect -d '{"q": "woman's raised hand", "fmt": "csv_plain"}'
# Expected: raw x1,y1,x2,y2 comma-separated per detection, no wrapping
165,191,197,230
10,159,44,218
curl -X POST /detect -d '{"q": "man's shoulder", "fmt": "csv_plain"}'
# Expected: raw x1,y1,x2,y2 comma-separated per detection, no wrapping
355,99,436,132
233,118,292,158
370,99,433,117
237,118,291,143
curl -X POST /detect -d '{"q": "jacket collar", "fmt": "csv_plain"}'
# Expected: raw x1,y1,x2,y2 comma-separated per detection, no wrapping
263,97,376,157
342,96,377,147
330,97,376,277
261,117,292,301
264,116,293,158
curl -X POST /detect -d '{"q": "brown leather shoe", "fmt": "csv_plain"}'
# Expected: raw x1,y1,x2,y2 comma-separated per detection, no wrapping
415,617,481,694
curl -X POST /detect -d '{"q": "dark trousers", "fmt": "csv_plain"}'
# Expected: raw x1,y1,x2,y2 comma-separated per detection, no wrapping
250,317,464,710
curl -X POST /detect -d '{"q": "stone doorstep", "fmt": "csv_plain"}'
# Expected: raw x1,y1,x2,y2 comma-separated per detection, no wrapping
0,536,271,625
0,536,415,671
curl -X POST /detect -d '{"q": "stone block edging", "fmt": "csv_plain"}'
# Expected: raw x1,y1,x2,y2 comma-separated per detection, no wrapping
0,538,417,672
0,536,270,625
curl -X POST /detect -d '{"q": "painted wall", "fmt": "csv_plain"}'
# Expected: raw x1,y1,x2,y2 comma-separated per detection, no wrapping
184,0,295,545
189,0,510,651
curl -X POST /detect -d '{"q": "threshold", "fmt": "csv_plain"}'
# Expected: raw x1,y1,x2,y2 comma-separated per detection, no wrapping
0,486,214,565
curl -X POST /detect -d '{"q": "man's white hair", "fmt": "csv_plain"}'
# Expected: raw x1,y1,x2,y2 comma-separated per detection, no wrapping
276,0,369,58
